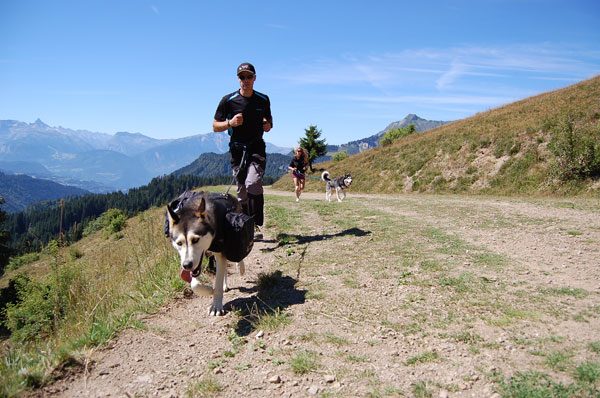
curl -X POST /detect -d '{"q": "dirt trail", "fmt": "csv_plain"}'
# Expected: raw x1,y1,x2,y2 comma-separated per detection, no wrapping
43,190,600,397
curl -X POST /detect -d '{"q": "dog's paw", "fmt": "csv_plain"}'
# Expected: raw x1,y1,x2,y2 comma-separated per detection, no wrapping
191,279,213,296
238,261,245,276
209,296,225,316
208,305,225,316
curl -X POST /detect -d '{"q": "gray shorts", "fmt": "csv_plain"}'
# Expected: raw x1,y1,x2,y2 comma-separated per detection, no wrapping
233,160,264,202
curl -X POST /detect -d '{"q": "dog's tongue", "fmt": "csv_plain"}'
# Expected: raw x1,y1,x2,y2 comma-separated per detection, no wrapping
180,269,192,283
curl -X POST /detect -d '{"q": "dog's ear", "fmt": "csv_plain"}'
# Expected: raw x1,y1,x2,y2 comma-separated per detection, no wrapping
165,198,181,237
163,211,171,237
194,196,207,219
166,199,180,225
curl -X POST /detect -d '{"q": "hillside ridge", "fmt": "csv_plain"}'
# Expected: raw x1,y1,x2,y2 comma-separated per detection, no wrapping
278,76,600,196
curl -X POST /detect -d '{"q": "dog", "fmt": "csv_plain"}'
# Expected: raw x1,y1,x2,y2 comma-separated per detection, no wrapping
164,190,253,316
321,171,353,202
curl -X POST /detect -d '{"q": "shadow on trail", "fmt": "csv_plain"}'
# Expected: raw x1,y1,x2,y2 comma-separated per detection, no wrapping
226,228,369,336
261,227,371,252
225,270,306,337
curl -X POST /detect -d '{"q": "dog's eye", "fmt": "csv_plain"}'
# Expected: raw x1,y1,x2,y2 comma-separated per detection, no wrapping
190,237,199,244
176,241,183,246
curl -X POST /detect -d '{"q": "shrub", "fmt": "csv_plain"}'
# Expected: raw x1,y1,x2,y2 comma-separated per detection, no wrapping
6,252,40,272
4,274,55,343
332,151,348,162
4,258,87,343
379,125,416,146
83,209,127,238
548,115,600,181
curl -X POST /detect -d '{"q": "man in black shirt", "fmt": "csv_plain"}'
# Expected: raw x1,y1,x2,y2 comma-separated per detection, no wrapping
213,62,273,229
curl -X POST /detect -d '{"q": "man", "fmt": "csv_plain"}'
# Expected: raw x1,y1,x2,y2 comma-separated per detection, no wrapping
213,62,272,231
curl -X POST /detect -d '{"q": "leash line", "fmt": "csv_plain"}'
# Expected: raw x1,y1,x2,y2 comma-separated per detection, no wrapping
226,144,248,195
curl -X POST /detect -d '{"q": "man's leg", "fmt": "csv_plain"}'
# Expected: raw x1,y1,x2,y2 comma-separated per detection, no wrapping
246,161,265,226
233,165,249,214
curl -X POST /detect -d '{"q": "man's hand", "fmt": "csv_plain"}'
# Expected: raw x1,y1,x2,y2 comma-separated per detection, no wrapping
230,113,244,127
262,118,272,132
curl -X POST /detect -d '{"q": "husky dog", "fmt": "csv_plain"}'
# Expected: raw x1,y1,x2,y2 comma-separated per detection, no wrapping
165,191,252,316
321,171,353,202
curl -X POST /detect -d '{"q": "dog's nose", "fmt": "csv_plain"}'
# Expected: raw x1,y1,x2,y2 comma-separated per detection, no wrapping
182,260,193,270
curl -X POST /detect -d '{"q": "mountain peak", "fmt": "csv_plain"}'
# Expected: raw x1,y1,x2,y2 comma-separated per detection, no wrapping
32,118,49,128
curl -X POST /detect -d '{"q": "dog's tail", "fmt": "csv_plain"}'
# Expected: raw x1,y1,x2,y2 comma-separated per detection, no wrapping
321,171,330,182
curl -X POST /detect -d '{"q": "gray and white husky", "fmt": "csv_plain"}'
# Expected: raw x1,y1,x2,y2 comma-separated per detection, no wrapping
165,191,250,316
321,171,353,202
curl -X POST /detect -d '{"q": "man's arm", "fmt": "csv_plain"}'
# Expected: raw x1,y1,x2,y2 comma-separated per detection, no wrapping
213,119,229,132
213,113,243,132
263,97,273,132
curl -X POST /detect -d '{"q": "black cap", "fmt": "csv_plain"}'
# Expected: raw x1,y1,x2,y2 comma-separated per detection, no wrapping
237,62,256,76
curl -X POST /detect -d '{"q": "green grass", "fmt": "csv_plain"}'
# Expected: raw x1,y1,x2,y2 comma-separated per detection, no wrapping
412,381,433,398
500,371,581,398
588,341,600,354
574,361,600,384
541,286,589,299
544,350,573,372
405,351,439,366
323,332,350,347
290,350,320,374
185,377,223,398
251,307,291,331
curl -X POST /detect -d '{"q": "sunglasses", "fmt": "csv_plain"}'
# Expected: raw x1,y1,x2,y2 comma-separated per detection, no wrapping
238,74,254,81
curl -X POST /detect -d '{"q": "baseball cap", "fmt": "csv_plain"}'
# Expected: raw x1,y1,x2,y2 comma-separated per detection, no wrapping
237,62,256,76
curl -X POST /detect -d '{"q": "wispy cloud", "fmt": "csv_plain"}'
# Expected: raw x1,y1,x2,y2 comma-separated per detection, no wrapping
277,43,600,88
436,60,468,90
344,94,515,106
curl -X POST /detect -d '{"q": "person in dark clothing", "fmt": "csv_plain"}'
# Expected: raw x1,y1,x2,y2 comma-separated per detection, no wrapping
288,147,308,202
213,62,273,229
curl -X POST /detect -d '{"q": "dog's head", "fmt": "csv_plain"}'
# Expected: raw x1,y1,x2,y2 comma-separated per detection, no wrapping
343,173,353,187
164,191,214,277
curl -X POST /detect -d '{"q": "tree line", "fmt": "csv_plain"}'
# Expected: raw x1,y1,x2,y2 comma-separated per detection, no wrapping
0,174,231,272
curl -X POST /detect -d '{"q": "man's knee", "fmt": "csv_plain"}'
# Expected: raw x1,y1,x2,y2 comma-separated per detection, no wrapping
246,163,264,195
247,181,263,195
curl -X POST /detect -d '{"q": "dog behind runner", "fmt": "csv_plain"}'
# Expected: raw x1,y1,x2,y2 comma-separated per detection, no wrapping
321,171,353,202
164,190,253,316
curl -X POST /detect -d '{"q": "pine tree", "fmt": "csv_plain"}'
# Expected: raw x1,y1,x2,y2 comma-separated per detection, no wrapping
299,125,327,172
0,197,12,275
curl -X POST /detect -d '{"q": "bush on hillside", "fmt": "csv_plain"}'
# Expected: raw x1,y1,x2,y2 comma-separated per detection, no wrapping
379,125,416,147
5,252,40,272
83,208,127,238
548,115,600,181
4,257,85,344
332,151,349,162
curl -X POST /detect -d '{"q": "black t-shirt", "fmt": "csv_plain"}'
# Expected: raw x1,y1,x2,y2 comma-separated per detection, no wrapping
289,157,307,174
214,90,273,148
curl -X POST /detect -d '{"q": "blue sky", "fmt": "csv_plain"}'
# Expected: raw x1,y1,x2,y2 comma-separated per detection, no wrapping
1,0,599,148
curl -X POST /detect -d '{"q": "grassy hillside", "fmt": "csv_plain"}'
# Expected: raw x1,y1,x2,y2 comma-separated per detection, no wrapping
274,76,600,196
0,205,184,396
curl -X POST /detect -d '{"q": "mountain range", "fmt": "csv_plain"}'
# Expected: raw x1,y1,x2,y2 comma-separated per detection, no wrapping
0,119,291,192
326,114,449,155
0,172,89,213
0,114,449,212
172,152,292,181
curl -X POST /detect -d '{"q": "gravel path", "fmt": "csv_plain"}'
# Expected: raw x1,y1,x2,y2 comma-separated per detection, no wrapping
43,189,600,397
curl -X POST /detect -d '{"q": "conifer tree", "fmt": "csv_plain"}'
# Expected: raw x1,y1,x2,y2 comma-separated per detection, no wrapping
0,197,12,275
299,125,327,172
